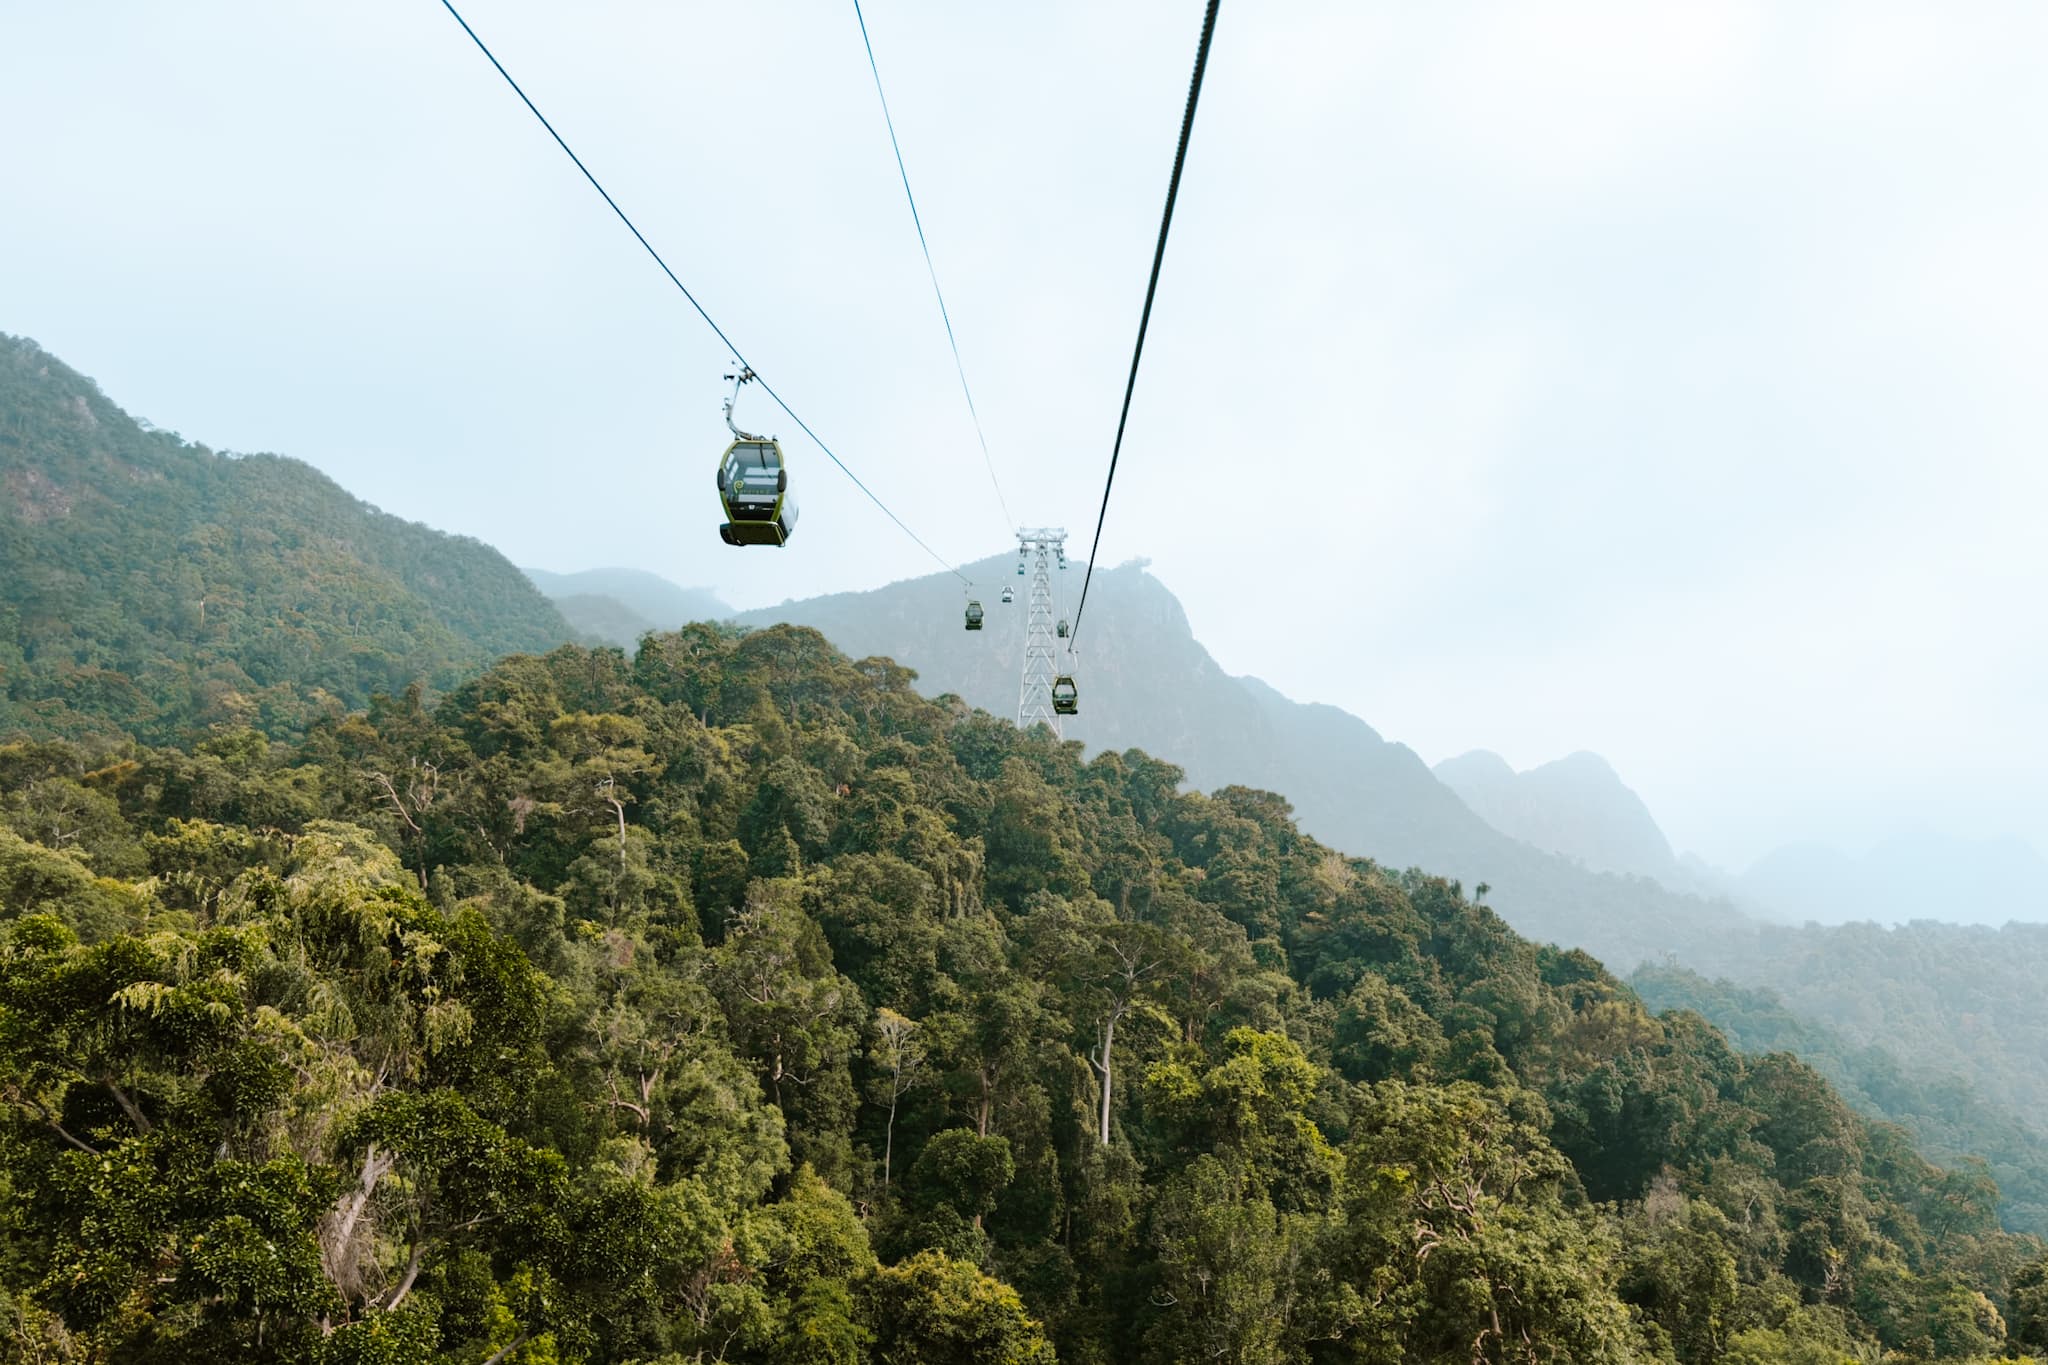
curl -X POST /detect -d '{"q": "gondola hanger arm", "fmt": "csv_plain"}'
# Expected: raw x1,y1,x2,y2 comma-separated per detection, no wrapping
723,366,766,442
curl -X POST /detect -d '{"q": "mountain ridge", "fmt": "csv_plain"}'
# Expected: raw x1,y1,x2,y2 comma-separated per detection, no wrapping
1434,746,1687,885
0,333,571,742
731,557,1762,974
522,565,730,630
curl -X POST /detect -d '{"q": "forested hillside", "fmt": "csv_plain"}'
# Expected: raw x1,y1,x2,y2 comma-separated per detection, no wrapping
2,624,2042,1363
1670,920,2048,1157
551,593,667,650
736,558,1762,974
0,334,571,743
1633,965,2048,1241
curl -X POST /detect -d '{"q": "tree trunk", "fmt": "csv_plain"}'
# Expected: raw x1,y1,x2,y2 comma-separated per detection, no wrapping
324,1142,391,1280
1091,1012,1118,1147
384,1238,424,1312
884,1089,899,1187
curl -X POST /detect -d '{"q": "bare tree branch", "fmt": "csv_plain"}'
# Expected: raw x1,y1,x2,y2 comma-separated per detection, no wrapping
103,1077,151,1133
480,1330,532,1365
14,1093,101,1155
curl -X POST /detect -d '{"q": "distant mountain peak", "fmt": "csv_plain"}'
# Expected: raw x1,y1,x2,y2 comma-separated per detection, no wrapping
1541,750,1622,778
1435,749,1517,783
1435,747,1681,887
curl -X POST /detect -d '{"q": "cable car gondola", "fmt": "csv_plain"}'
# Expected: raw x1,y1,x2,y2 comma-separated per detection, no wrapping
1051,674,1078,715
1001,587,1014,604
1056,618,1069,638
716,367,797,547
965,600,984,631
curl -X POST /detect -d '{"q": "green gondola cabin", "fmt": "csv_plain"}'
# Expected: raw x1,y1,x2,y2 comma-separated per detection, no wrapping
1051,674,1078,714
717,438,797,546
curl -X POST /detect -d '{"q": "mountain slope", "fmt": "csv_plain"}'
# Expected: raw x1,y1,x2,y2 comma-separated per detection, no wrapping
1632,961,2048,1237
736,559,1760,973
1674,916,2048,1148
552,592,662,648
523,565,729,630
0,333,571,740
1435,748,1683,883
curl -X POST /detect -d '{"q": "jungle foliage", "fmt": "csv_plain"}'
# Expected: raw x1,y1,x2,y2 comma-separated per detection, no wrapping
0,625,2043,1364
1632,965,2048,1242
1661,919,2048,1223
0,334,570,745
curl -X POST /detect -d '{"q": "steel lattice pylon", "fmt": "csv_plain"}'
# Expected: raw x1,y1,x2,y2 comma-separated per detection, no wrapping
1013,528,1067,735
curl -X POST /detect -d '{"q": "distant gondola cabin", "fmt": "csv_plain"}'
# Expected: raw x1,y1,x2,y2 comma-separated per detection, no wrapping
1051,674,1078,714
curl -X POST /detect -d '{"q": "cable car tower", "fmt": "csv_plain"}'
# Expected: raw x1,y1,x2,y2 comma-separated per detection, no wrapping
1013,528,1068,734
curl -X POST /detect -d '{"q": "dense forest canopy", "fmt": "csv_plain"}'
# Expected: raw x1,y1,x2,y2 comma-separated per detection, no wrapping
1632,966,2048,1242
1665,921,2048,1159
741,556,2048,1240
0,334,570,744
1,624,2043,1363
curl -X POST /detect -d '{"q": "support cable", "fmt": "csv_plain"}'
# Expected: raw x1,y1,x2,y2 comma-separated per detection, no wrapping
1069,0,1220,642
437,0,971,584
851,0,1014,535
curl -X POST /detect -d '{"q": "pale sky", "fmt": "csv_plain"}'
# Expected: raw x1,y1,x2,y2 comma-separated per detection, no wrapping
5,2,2045,870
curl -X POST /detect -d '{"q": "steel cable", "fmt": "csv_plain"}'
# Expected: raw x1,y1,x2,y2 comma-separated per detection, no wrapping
1069,0,1221,641
438,0,972,584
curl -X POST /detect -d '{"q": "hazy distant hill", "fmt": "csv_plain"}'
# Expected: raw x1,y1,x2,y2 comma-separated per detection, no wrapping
548,593,661,649
1435,748,1683,883
1675,916,2048,1133
524,567,728,630
737,558,1760,973
1430,746,2048,928
0,333,571,741
1738,833,2048,924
